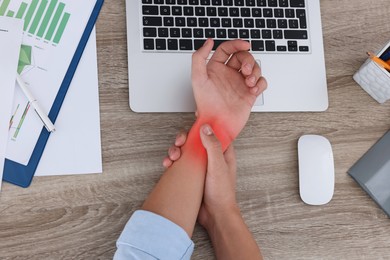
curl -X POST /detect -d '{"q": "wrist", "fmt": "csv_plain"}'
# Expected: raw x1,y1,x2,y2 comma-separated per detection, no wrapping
203,204,242,233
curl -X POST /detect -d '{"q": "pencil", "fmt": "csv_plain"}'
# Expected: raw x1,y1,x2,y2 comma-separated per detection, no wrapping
367,52,390,71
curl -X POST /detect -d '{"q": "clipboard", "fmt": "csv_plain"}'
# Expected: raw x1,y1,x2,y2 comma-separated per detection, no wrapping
3,0,104,188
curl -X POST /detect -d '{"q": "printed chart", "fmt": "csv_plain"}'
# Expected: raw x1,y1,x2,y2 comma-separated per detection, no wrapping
0,0,71,45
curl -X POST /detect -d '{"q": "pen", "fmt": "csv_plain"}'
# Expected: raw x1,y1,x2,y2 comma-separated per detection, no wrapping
15,74,56,133
367,52,390,71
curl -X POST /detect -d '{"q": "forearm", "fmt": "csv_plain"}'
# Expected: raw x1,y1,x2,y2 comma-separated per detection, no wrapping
142,118,226,237
206,207,263,260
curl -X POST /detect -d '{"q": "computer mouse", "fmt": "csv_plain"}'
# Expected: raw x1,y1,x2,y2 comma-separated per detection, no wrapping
298,135,335,205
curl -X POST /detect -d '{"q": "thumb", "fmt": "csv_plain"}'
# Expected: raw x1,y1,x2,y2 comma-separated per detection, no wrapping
200,124,225,169
192,39,214,85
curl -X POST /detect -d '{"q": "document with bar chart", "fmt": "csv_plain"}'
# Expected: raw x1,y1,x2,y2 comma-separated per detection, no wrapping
2,0,97,165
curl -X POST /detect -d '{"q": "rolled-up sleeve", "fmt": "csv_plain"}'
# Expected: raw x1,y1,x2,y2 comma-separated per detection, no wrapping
114,210,194,260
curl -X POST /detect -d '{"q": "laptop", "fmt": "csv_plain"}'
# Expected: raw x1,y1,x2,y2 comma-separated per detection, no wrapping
126,0,328,112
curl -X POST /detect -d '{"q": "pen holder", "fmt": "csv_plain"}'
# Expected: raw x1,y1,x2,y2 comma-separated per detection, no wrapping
353,41,390,104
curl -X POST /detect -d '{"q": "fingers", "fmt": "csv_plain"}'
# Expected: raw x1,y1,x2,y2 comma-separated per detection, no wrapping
200,124,226,171
210,40,251,64
163,131,188,168
192,38,214,85
250,76,268,96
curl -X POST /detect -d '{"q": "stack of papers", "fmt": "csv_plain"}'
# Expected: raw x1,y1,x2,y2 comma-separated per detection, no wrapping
0,17,23,190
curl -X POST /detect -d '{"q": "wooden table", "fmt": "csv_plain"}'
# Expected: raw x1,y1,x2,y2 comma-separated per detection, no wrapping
1,0,390,259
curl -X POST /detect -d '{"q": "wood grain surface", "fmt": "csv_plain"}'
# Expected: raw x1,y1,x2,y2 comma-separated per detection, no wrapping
1,0,390,259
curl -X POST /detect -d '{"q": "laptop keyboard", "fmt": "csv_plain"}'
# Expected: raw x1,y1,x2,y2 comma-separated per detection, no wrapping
141,0,310,53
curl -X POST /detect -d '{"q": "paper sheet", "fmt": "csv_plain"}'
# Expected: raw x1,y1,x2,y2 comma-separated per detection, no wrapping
0,17,23,191
35,29,102,176
5,0,98,165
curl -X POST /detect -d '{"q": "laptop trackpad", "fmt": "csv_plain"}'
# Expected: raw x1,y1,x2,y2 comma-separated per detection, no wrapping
255,94,264,106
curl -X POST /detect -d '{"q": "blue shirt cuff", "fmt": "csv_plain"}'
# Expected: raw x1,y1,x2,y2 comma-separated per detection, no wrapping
114,210,194,260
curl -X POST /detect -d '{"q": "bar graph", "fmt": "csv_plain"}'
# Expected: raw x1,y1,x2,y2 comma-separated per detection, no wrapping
0,0,71,45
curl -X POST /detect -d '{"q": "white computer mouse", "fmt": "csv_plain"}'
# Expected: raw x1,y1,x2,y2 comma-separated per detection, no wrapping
298,135,335,205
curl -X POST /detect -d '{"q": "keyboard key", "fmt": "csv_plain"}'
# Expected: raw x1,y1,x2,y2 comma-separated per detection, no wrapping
277,45,287,51
234,0,245,6
175,17,186,27
223,0,233,6
288,40,298,51
189,0,199,4
279,0,288,7
143,6,159,15
199,18,209,27
212,0,222,5
299,46,309,52
277,19,287,28
218,7,229,16
154,0,164,3
255,19,265,28
233,18,243,27
194,40,206,50
213,40,227,50
143,0,153,3
262,29,272,38
164,17,174,26
156,39,167,50
230,8,240,17
263,9,273,17
166,0,176,4
290,0,305,8
217,29,227,38
289,19,299,28
143,17,162,26
160,6,171,15
207,7,217,16
144,39,154,50
257,0,266,6
205,28,215,38
239,29,250,38
250,29,261,38
252,40,264,51
241,8,251,17
177,0,188,4
194,28,204,38
201,0,211,4
267,19,276,28
168,39,178,50
244,19,254,28
284,30,308,39
285,9,294,18
252,8,262,17
274,9,284,18
273,29,283,39
143,27,157,37
210,18,221,27
179,39,193,50
184,7,194,16
265,40,275,51
222,18,232,27
182,28,192,38
228,29,238,38
246,0,256,6
158,28,169,37
172,6,182,15
268,0,277,7
170,28,181,37
195,7,206,16
187,17,198,27
296,9,307,28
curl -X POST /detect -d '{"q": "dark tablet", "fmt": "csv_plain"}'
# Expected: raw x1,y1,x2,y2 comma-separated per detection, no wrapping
348,131,390,217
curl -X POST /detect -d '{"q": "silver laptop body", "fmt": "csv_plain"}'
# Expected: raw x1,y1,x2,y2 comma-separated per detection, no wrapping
126,0,328,112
